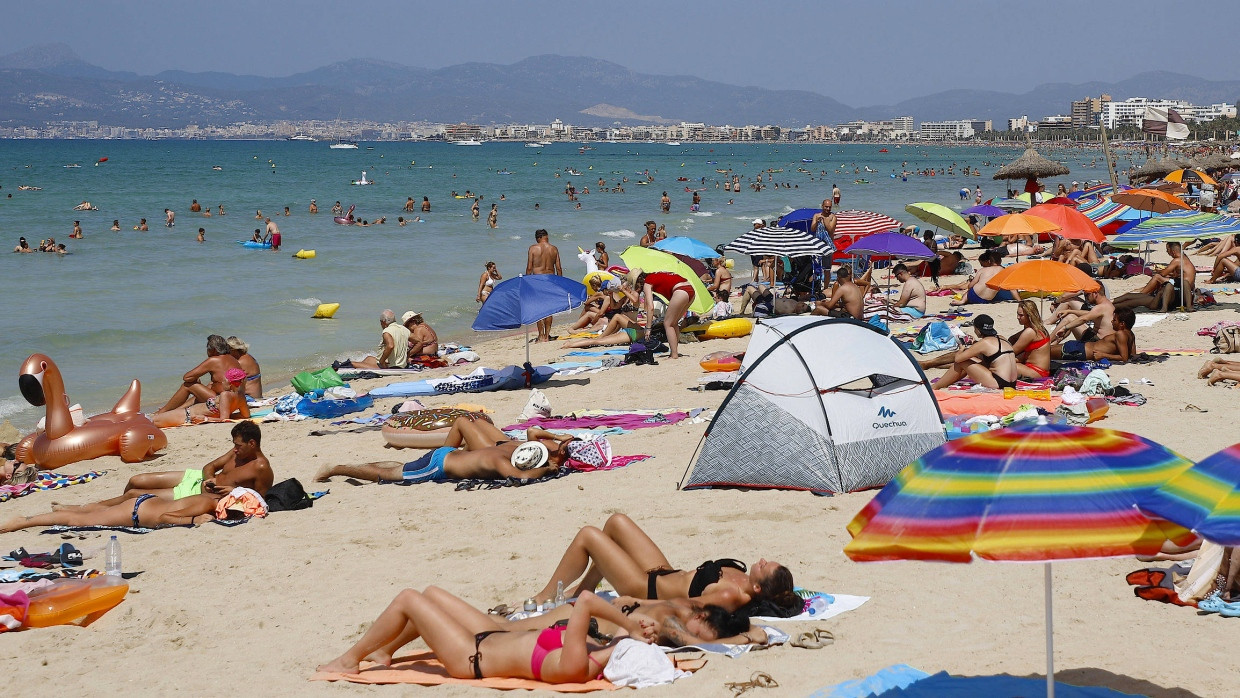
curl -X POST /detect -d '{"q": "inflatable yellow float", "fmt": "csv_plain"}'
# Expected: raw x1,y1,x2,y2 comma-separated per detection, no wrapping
311,303,340,319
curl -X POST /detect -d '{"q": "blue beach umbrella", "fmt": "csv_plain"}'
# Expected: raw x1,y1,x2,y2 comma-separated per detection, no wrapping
652,236,721,259
776,208,822,233
473,274,588,373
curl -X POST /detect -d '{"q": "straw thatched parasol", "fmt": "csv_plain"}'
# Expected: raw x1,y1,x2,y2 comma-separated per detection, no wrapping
1199,152,1235,171
1128,157,1189,183
993,148,1071,182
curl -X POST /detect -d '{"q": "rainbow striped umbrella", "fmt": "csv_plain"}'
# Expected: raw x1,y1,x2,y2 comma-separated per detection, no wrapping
1075,198,1141,227
1139,443,1240,545
845,420,1194,697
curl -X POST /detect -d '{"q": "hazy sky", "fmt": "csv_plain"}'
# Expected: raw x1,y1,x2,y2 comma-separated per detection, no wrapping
3,0,1230,105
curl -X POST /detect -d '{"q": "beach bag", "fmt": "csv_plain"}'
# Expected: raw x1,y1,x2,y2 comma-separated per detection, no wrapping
1213,326,1240,354
266,478,313,512
913,321,957,354
290,367,345,395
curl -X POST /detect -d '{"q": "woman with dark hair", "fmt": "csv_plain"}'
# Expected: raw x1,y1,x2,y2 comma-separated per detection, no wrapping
929,313,1019,390
476,261,502,303
533,514,802,619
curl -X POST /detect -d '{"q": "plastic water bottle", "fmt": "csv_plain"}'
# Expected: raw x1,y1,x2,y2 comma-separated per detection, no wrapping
105,535,122,577
805,596,831,617
554,581,565,608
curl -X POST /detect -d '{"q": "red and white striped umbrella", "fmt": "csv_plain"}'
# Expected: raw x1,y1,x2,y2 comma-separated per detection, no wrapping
832,209,903,237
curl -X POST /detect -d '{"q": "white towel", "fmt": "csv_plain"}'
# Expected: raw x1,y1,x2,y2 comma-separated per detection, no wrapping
603,638,689,688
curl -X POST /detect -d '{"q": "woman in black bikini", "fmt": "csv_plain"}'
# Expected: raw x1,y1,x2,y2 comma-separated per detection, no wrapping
533,513,801,618
316,587,655,680
929,313,1020,390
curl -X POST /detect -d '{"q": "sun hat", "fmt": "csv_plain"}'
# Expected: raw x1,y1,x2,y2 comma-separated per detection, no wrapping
973,314,998,337
752,218,764,225
226,336,249,352
401,310,422,324
622,267,644,288
511,441,549,471
225,368,247,384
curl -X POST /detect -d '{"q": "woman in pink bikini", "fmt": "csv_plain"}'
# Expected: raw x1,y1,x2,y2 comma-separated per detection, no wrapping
316,587,655,680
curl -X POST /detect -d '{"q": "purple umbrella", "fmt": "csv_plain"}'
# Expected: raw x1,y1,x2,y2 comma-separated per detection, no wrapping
842,231,935,259
963,204,1008,218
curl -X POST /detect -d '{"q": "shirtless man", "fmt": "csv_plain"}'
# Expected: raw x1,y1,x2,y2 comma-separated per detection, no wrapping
190,199,201,213
155,334,244,413
832,184,841,206
660,191,671,213
135,218,149,231
404,197,415,212
1049,288,1114,341
808,199,837,242
640,220,658,247
309,199,318,214
53,422,272,513
948,250,1016,306
1050,307,1137,363
890,263,927,317
813,265,863,319
265,217,282,251
526,229,562,342
165,208,175,227
402,311,439,357
1114,241,1196,313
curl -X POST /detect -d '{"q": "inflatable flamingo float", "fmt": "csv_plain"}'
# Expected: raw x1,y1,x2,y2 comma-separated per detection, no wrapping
333,204,356,225
15,353,167,469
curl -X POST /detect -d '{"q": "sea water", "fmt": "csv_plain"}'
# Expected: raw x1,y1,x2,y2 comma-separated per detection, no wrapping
0,140,1124,429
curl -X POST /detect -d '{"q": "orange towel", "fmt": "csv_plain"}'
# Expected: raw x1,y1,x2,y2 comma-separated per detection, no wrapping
935,390,1062,417
311,651,617,691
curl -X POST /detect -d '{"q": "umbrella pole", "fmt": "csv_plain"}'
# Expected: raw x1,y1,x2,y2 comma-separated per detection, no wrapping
1045,561,1056,698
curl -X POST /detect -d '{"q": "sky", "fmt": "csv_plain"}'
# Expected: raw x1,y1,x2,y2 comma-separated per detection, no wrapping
2,0,1233,106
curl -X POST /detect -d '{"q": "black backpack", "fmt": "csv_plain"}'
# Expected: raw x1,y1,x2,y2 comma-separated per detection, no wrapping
265,478,313,512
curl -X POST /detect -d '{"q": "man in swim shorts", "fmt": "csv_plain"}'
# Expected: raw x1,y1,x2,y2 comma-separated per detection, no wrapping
948,251,1015,306
1050,308,1137,363
51,422,272,513
890,263,927,317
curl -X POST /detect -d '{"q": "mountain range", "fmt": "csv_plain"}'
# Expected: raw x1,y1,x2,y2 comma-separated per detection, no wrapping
1,43,1237,129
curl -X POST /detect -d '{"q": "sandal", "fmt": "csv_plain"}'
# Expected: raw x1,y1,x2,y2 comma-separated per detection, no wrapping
1181,404,1208,413
487,604,513,616
725,671,779,697
789,629,835,649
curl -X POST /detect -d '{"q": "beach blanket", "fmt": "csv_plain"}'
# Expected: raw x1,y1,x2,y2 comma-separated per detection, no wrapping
809,664,931,698
311,651,617,691
506,411,693,432
935,391,1062,417
369,365,557,398
0,470,106,505
661,625,787,658
1199,320,1240,338
863,298,917,325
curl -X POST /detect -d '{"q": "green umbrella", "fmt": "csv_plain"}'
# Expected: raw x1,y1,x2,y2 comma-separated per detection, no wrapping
619,245,714,315
904,202,974,239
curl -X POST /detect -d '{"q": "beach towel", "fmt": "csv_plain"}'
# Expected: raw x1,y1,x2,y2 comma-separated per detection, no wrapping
750,591,869,623
369,365,557,398
934,391,1062,417
0,470,106,505
809,664,931,698
848,672,1142,697
661,625,788,658
506,411,693,432
310,651,618,690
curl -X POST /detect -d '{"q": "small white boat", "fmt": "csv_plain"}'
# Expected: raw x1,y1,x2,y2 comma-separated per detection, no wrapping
329,141,358,149
666,142,681,146
453,139,483,146
525,142,542,148
288,135,316,142
537,141,553,146
64,164,81,168
567,169,583,176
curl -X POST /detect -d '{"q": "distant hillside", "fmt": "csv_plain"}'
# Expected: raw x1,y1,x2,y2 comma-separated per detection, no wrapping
0,44,1236,129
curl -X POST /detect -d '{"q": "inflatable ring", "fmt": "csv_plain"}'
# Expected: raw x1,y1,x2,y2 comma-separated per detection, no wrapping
381,408,492,449
25,577,129,628
312,303,340,319
583,270,616,288
700,351,744,372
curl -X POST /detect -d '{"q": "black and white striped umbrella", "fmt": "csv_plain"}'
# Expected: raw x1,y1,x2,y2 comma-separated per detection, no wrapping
724,226,833,257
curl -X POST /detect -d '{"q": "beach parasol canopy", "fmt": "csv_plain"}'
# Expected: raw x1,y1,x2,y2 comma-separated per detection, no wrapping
1139,443,1240,546
1043,196,1077,206
1198,152,1236,171
986,259,1100,294
842,232,935,259
724,225,833,258
992,148,1071,182
1025,204,1105,243
962,204,1008,218
845,420,1195,698
652,236,722,260
1075,198,1141,227
1128,157,1189,183
618,246,714,315
1110,211,1240,248
1067,182,1132,201
1162,169,1216,186
991,197,1031,211
472,274,588,367
904,202,973,238
1110,188,1190,214
977,212,1061,239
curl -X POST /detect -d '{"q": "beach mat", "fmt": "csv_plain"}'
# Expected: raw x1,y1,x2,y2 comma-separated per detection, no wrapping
311,650,616,691
864,671,1144,697
369,365,557,398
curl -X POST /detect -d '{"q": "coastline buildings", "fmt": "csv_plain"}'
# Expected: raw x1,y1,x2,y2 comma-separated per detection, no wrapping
1097,97,1237,128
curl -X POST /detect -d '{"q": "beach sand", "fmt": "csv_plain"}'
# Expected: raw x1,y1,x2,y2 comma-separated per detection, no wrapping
2,254,1236,697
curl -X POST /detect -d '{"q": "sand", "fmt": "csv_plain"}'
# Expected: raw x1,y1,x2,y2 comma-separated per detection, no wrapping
2,252,1236,698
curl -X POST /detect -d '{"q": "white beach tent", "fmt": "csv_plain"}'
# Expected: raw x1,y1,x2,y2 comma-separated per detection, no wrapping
681,317,945,494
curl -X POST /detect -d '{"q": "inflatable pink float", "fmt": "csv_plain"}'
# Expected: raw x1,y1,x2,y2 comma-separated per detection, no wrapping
15,353,167,469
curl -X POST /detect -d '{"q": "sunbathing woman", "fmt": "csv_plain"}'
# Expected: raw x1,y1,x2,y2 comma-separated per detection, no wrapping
317,587,656,679
533,513,801,618
0,492,217,533
150,368,250,427
929,313,1019,390
1010,300,1051,379
363,592,758,669
561,312,647,349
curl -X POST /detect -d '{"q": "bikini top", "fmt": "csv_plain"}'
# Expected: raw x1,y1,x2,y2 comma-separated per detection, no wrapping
689,558,747,598
981,338,1014,365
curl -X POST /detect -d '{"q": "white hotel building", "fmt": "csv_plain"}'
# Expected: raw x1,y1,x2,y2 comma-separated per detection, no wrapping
1100,98,1237,128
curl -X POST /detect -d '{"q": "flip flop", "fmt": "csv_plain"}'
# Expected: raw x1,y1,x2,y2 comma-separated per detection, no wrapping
56,543,83,567
1181,404,1209,413
789,629,835,649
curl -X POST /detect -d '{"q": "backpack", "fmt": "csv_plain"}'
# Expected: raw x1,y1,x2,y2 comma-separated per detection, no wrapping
265,478,313,512
1213,326,1240,354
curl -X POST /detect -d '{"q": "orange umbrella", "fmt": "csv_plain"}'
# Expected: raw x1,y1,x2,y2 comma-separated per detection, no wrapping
1110,188,1190,214
986,259,1100,294
1163,169,1216,186
1026,204,1105,243
977,212,1061,238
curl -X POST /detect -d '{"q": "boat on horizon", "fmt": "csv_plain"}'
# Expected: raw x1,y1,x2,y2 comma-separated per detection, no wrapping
329,141,358,149
666,142,681,146
64,163,81,168
525,142,543,148
288,135,316,142
453,139,483,146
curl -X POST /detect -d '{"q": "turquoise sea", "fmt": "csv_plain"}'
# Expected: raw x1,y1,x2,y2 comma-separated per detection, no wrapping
0,140,1128,429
